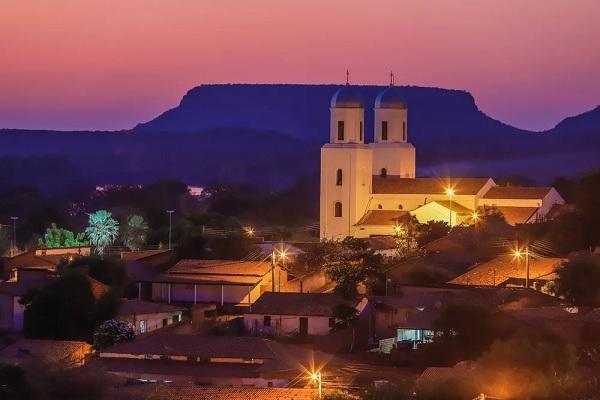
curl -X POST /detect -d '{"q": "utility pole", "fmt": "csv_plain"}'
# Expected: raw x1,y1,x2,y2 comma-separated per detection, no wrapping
166,210,174,250
271,244,276,292
525,245,530,289
10,216,18,257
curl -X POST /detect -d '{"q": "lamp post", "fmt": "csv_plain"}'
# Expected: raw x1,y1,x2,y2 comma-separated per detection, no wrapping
10,216,18,257
310,371,322,399
166,210,175,250
513,244,530,289
445,188,455,228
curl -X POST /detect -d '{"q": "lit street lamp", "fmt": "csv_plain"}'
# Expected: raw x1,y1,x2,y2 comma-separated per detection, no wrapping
513,244,530,288
445,187,455,227
310,371,322,399
166,210,175,250
10,216,18,257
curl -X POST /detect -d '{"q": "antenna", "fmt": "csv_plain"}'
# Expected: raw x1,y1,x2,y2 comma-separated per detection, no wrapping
346,69,350,85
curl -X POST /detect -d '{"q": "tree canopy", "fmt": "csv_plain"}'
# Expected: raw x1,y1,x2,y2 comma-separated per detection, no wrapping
555,255,600,306
38,223,88,248
85,210,119,256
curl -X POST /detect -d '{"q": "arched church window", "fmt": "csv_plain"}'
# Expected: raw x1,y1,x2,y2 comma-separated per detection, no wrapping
378,204,383,209
380,168,387,177
381,121,388,141
398,204,403,210
336,169,343,186
337,121,345,141
334,202,343,217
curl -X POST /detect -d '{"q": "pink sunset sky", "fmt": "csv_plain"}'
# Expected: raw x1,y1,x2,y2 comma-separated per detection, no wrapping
1,0,599,132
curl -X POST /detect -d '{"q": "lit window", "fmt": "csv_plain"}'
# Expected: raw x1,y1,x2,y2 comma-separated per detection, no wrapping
336,169,343,186
334,202,343,217
337,121,345,141
381,168,387,177
381,121,388,141
139,320,147,334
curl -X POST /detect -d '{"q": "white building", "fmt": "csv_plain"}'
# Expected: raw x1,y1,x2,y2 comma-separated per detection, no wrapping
320,84,565,239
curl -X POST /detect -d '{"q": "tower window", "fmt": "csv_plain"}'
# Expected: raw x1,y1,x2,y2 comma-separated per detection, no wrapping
403,121,406,141
380,168,387,177
398,204,403,210
334,202,343,217
378,204,383,209
337,121,345,141
336,169,343,186
381,121,388,141
359,121,363,141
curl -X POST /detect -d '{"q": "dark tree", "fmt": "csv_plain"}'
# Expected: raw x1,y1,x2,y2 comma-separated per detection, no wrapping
555,255,600,306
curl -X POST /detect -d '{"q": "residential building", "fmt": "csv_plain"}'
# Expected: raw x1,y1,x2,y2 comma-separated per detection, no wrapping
244,292,363,336
117,300,185,335
0,339,92,367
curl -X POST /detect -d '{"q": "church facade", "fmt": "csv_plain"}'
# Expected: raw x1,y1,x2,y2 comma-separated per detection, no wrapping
320,85,565,240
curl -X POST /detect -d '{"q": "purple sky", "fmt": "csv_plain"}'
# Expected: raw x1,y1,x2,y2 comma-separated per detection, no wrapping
1,0,599,131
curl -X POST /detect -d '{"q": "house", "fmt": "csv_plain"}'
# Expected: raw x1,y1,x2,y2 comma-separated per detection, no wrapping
129,258,284,306
117,300,185,335
411,200,474,226
364,285,560,352
0,270,56,332
93,333,296,387
448,255,564,289
244,292,362,336
480,186,565,224
0,339,92,367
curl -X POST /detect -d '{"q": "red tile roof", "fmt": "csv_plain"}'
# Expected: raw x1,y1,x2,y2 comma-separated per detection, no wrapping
249,292,349,316
118,300,185,316
0,339,92,366
482,186,552,199
449,255,563,286
100,333,275,360
117,385,315,400
355,210,410,226
495,206,539,225
373,177,492,195
170,260,271,277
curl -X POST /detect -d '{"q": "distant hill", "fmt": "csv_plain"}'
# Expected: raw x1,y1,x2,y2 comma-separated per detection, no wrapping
1,84,599,194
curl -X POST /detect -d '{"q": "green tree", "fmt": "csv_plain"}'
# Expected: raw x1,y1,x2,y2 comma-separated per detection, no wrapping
393,216,422,259
321,237,383,299
555,255,600,306
20,272,120,341
85,210,119,256
123,214,148,250
38,223,88,248
417,220,450,246
93,319,135,349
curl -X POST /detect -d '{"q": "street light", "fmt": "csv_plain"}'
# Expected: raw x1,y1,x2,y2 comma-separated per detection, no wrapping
270,245,288,292
10,216,18,257
166,210,175,250
310,371,322,399
512,244,530,289
445,187,455,228
244,226,255,237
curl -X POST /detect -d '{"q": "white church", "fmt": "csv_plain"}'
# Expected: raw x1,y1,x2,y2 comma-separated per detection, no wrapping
320,84,565,240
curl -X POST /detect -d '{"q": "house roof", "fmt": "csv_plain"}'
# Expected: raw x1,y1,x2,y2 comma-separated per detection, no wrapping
495,206,539,225
421,200,473,214
0,339,92,366
3,251,60,272
418,361,476,383
99,333,275,360
118,299,185,316
482,186,552,199
372,177,492,195
355,210,410,226
120,250,171,261
249,292,349,316
116,385,316,400
448,255,563,286
170,259,271,277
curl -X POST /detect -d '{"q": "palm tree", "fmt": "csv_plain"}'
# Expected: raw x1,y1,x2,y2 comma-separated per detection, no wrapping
86,210,119,256
124,214,148,251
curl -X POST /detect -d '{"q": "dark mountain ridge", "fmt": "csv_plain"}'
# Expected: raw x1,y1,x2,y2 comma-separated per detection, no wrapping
1,84,599,195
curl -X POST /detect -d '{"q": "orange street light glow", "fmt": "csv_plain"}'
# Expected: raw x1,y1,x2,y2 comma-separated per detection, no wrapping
445,187,455,197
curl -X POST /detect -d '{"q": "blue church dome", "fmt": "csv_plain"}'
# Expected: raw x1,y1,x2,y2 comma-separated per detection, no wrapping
374,87,407,109
330,86,364,108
